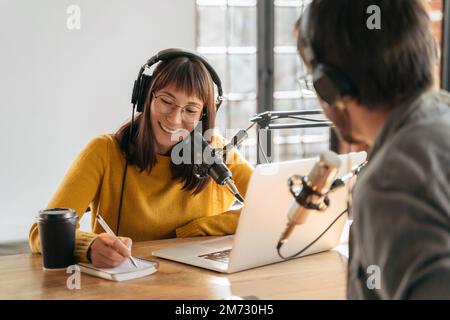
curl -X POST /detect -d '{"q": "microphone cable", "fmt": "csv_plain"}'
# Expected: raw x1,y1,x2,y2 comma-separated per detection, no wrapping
276,207,348,260
116,103,137,236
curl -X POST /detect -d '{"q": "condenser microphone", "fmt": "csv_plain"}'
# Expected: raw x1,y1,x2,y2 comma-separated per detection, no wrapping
192,131,245,203
277,151,342,248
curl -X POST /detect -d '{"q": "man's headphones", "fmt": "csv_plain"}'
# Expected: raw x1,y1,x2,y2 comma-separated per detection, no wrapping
299,4,357,106
131,48,224,113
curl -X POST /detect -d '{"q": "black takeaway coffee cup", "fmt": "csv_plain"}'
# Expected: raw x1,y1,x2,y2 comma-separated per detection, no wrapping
37,208,78,270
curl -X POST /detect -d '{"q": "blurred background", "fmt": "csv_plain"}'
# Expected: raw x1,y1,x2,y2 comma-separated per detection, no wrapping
0,0,445,252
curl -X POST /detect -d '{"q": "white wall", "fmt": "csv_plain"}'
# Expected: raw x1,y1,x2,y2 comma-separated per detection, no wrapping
0,0,196,242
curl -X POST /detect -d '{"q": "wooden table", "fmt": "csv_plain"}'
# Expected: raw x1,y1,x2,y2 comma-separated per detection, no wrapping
0,237,348,300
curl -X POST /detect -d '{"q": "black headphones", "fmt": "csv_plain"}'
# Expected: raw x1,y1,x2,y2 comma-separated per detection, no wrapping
131,48,224,113
299,4,357,106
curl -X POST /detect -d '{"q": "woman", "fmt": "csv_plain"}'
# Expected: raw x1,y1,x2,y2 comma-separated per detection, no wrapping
28,53,253,268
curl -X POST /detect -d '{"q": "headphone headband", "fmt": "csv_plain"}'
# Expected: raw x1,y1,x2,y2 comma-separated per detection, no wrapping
132,48,223,112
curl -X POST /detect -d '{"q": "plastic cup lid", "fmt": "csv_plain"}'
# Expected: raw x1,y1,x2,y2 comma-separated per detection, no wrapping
38,208,77,220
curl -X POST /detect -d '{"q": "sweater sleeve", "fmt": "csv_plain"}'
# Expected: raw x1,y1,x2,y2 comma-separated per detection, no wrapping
28,135,109,262
176,144,254,238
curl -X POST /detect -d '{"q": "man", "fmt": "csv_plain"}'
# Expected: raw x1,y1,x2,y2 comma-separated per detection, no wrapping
296,0,450,299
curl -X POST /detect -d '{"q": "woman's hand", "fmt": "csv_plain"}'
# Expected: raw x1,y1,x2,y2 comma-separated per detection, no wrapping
88,233,133,268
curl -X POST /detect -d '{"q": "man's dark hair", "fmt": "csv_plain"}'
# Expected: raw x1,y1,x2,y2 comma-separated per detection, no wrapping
297,0,437,110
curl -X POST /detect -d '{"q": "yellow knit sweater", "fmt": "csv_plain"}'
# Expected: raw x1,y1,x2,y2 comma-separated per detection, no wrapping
29,134,253,262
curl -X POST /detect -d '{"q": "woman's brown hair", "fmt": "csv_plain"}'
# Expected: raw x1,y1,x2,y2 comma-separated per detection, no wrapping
115,56,217,194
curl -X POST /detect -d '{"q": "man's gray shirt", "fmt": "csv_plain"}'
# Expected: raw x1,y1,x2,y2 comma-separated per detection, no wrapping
347,90,450,299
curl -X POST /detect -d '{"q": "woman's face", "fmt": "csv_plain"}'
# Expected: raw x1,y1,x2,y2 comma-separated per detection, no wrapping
150,84,204,154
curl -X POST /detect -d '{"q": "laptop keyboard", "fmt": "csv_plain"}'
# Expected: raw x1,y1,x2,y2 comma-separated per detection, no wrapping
199,249,231,263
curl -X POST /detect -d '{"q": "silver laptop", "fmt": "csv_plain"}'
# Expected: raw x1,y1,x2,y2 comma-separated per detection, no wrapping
153,151,367,273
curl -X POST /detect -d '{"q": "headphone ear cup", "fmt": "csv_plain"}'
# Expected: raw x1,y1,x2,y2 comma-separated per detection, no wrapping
313,65,342,105
136,74,152,113
131,79,140,105
312,64,356,106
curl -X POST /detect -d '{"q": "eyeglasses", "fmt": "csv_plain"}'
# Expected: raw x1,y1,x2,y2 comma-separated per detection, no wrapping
153,94,204,123
297,74,316,99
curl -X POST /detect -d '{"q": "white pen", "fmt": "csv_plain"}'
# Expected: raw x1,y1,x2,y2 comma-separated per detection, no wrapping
95,213,138,268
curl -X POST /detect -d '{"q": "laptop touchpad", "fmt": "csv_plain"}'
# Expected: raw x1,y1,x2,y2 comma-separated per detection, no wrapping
200,237,234,250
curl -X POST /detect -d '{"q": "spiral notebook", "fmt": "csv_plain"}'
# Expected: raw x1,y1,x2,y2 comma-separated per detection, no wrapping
78,257,158,282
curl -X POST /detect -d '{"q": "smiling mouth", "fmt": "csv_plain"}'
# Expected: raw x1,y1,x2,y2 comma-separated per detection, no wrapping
158,121,181,135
